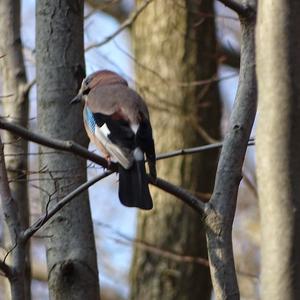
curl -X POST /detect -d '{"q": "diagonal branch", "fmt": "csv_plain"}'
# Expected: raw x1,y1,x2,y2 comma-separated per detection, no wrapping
0,117,111,169
150,177,206,213
0,118,207,212
0,260,11,278
22,171,113,241
217,0,255,17
85,0,153,52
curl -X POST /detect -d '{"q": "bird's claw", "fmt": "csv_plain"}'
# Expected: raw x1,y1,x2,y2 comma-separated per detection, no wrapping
106,155,112,168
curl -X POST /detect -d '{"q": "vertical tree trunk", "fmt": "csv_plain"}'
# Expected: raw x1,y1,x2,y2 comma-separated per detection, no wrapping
0,0,31,298
36,1,100,299
256,1,300,299
130,1,221,299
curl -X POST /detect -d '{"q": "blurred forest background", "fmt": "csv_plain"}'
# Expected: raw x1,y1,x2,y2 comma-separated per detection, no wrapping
0,0,259,299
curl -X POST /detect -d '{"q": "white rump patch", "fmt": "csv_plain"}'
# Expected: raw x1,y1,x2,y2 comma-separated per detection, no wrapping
130,123,139,134
133,147,144,161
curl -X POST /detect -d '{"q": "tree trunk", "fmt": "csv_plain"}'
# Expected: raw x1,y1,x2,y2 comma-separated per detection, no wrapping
256,1,300,299
130,1,221,299
0,0,31,298
36,1,100,299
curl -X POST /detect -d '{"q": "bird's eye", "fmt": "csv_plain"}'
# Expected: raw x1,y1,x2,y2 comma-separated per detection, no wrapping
83,87,90,95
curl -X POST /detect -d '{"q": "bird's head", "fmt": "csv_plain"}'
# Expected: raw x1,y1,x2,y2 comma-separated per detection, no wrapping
70,70,128,105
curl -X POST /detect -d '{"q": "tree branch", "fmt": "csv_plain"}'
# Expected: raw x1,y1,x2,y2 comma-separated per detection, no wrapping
205,13,257,299
150,177,206,213
0,118,207,210
217,0,255,18
23,79,36,96
0,117,111,169
0,259,11,278
0,116,254,164
85,0,153,52
156,138,254,161
22,171,113,241
0,117,257,220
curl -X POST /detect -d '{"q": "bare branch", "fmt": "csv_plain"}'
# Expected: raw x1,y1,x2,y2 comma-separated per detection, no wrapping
22,171,113,241
156,138,254,161
0,117,256,218
217,0,255,17
85,0,153,52
0,260,11,278
0,118,207,210
23,79,36,96
149,177,206,213
0,117,111,169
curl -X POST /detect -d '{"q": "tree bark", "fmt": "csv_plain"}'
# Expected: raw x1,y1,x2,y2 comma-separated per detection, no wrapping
256,1,300,299
130,1,221,299
0,134,26,300
36,1,100,299
0,0,31,298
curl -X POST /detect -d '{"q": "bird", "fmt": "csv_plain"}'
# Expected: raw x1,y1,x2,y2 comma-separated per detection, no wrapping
70,70,156,210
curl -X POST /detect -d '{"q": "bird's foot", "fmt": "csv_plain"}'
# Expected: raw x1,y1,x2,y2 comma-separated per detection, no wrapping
105,155,112,168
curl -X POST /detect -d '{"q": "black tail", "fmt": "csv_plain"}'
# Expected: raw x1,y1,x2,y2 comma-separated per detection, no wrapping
118,161,153,210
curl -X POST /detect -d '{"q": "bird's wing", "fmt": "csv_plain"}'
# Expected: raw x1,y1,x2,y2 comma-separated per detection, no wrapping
86,84,156,176
83,104,133,169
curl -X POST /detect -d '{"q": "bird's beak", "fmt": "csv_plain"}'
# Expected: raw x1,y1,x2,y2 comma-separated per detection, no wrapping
69,94,82,104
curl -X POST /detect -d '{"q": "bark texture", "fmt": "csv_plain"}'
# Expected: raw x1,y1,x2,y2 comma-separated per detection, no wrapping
36,1,100,299
130,1,221,299
256,1,300,299
0,134,25,300
0,0,31,298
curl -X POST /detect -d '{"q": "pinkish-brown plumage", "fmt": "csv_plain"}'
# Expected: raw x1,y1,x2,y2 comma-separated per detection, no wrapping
71,70,156,210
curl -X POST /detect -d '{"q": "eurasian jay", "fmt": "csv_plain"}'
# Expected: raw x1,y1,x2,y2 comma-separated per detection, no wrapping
70,70,156,210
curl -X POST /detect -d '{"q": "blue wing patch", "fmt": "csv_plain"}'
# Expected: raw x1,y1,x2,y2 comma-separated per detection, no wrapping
84,106,96,133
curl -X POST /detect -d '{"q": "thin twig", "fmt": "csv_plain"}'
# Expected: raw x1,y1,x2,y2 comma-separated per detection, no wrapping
0,94,14,99
24,79,36,96
85,0,153,51
22,171,113,241
156,139,254,161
